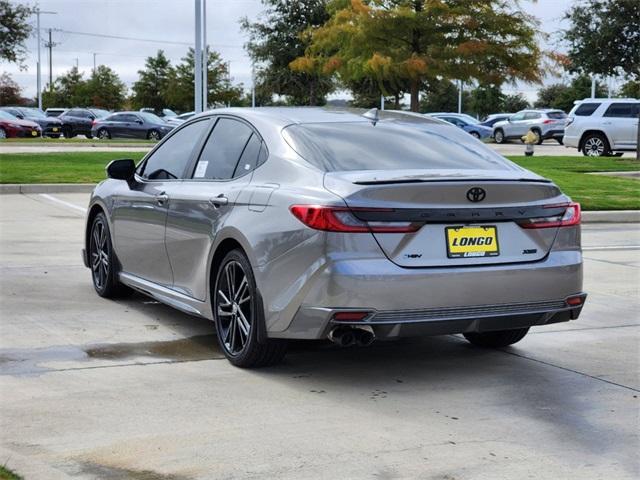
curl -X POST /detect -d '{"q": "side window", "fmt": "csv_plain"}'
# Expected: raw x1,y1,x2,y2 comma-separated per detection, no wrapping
108,114,123,122
511,113,525,121
603,103,635,118
233,134,266,178
140,120,209,180
524,112,540,120
193,118,253,180
122,114,139,122
574,103,600,116
67,109,82,117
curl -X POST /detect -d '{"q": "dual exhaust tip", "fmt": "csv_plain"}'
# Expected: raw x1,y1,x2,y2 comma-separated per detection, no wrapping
328,326,375,347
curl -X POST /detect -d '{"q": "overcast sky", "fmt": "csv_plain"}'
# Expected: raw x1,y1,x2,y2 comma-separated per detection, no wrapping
5,0,577,103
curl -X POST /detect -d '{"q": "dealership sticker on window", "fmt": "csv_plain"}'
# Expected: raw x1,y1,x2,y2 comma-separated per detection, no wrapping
194,161,208,178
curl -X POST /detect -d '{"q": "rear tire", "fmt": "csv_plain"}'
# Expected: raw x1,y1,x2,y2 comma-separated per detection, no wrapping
85,133,93,139
0,127,6,139
463,328,529,348
147,129,161,141
582,133,610,157
470,131,480,139
213,249,287,368
494,129,505,144
89,212,132,298
97,128,111,140
530,128,543,145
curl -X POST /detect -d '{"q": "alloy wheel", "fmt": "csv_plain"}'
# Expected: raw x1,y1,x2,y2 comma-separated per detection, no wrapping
494,130,503,143
90,218,109,290
584,137,605,156
216,260,252,356
148,130,161,141
98,129,110,140
0,128,6,139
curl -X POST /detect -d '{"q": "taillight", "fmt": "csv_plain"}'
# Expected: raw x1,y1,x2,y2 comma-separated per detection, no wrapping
289,205,419,233
542,119,554,124
518,202,581,229
92,120,97,126
333,311,370,322
565,117,574,127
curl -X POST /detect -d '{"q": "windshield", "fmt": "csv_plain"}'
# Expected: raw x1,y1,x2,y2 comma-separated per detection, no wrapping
0,111,18,120
139,112,164,123
23,108,47,118
90,109,110,118
547,111,567,119
163,109,177,117
283,120,511,172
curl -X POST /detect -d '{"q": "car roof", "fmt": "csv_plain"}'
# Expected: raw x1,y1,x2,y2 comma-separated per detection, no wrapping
573,97,640,104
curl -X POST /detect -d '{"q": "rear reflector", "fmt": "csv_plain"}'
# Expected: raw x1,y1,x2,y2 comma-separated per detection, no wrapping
290,205,419,233
519,202,581,229
333,311,370,322
566,294,586,306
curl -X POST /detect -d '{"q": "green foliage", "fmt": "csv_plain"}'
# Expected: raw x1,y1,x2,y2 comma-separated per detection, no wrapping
534,75,608,112
420,79,469,113
564,0,640,78
42,66,86,108
131,51,174,111
43,66,127,110
163,48,244,111
618,79,640,98
501,93,530,112
0,0,34,68
241,0,334,105
0,72,22,105
299,0,542,111
468,84,504,119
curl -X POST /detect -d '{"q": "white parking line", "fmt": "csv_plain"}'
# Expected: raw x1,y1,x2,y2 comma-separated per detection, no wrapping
38,194,87,214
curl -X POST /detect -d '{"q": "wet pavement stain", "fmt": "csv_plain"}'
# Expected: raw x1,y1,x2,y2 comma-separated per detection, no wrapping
77,462,193,480
0,335,223,376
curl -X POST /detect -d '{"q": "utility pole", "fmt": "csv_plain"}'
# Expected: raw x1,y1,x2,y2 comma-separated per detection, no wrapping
380,95,385,111
34,7,57,110
93,53,97,73
75,58,79,69
457,80,463,114
202,0,207,110
45,28,56,92
251,64,256,108
194,0,203,113
591,75,596,98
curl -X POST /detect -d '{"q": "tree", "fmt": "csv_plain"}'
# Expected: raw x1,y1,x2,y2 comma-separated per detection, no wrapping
468,84,504,119
84,66,127,110
535,75,607,112
618,80,640,98
241,0,334,105
131,50,174,111
0,0,33,68
296,0,542,112
419,78,469,113
42,67,89,108
164,48,244,111
502,93,530,112
0,72,22,105
347,77,404,109
564,0,640,79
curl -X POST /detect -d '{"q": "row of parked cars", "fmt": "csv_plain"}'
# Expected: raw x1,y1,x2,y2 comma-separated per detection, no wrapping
429,98,639,157
0,106,196,141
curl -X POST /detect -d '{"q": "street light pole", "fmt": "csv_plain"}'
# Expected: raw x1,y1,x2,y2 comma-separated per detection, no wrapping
457,80,463,114
202,0,207,110
251,64,256,108
194,0,203,113
34,7,57,110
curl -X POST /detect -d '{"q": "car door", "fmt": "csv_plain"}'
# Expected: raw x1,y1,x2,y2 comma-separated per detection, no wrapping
523,112,541,133
117,114,139,138
105,113,126,137
165,116,265,300
111,119,211,287
505,112,526,137
602,103,639,149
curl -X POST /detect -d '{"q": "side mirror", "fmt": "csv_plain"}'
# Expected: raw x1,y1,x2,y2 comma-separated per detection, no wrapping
89,115,95,120
16,113,24,119
106,159,136,182
136,119,143,124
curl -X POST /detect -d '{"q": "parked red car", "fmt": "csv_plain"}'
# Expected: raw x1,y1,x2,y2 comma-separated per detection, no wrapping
0,110,42,138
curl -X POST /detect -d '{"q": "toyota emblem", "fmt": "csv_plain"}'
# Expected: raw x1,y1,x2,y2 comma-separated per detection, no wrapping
466,187,486,203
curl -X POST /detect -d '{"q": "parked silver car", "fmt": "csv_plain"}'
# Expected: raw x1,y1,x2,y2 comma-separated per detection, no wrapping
82,108,586,367
493,109,567,144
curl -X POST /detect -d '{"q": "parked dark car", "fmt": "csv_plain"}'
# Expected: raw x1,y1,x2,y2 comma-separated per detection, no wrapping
479,113,513,128
0,110,42,138
59,108,111,138
91,111,174,140
0,107,63,138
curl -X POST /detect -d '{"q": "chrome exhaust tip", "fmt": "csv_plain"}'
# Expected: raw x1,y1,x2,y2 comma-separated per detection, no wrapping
328,325,375,347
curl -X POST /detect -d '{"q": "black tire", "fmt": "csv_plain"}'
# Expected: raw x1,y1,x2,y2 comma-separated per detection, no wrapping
213,249,287,368
49,134,61,139
581,132,610,157
494,129,505,144
530,129,543,145
85,133,93,139
97,128,111,140
147,129,161,141
556,137,564,145
0,127,6,139
89,212,132,298
469,131,481,139
463,328,530,348
63,127,75,138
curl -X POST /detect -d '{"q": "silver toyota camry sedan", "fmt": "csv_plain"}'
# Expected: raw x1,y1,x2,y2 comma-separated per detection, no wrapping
82,108,586,367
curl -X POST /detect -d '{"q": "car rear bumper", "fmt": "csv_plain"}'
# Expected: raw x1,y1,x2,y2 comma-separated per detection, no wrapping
271,249,584,339
542,129,564,139
14,127,41,138
563,134,580,148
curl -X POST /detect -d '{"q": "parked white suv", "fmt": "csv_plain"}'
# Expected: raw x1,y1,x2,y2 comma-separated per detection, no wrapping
564,98,639,156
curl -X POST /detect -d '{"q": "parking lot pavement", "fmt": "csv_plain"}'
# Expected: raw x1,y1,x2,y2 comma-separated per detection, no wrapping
0,193,638,480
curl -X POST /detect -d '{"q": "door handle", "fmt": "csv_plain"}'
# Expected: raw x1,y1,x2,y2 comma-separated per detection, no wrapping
209,194,229,207
156,193,169,205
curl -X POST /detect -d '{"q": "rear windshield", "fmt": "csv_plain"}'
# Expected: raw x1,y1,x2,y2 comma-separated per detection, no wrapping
546,111,567,119
282,120,510,172
574,103,600,116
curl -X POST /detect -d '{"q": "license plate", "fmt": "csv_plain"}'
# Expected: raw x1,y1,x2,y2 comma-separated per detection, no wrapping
52,127,58,132
31,130,37,136
446,226,499,258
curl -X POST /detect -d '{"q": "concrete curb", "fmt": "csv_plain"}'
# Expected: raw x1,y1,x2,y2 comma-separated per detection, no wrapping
1,184,638,223
0,183,95,194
